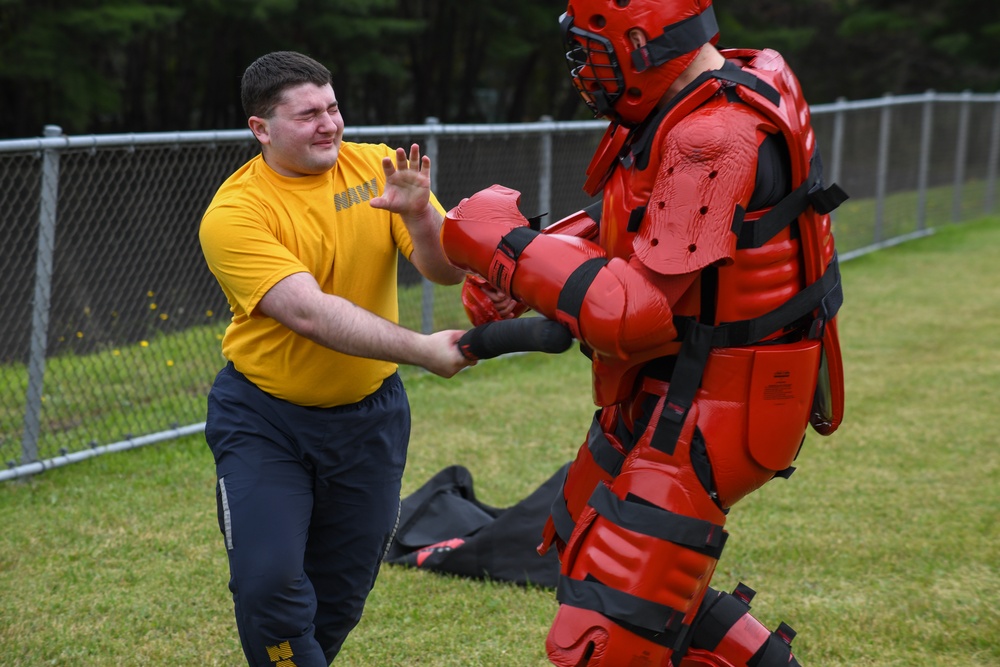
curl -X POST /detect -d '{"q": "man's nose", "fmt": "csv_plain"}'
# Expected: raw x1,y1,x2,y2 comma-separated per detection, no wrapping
318,111,338,131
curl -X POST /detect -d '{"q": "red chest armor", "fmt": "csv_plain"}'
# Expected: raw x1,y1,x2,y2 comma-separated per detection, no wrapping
595,49,843,431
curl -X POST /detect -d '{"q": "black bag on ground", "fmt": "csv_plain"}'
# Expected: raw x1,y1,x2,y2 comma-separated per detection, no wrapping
384,463,567,589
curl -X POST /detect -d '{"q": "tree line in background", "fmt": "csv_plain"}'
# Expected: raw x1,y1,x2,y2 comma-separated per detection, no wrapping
1,0,998,140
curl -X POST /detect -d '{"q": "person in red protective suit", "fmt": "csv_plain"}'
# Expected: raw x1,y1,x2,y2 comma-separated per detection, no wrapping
441,1,848,665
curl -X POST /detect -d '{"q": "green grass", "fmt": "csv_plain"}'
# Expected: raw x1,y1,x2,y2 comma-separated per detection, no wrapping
1,217,999,665
0,279,467,467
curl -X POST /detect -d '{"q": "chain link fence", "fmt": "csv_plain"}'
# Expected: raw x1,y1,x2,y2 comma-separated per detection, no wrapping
2,91,999,481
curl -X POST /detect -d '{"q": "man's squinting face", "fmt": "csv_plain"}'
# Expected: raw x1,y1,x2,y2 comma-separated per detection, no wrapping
251,82,344,177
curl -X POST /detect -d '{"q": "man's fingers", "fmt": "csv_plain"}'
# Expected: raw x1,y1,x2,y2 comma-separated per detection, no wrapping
395,147,409,171
381,155,395,176
388,145,427,173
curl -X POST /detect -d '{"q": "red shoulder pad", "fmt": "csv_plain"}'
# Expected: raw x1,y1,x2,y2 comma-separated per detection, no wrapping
634,102,767,276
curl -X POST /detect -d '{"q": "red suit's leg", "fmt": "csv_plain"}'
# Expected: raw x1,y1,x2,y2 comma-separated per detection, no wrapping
546,398,727,667
546,344,814,666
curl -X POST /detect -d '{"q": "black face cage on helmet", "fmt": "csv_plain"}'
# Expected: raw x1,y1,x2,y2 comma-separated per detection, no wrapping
560,12,625,118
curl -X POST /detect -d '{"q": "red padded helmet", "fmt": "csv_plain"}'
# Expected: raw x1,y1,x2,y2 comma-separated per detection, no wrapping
561,0,719,126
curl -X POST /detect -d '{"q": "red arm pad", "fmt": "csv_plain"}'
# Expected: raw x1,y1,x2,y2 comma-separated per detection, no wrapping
442,185,677,359
458,200,602,326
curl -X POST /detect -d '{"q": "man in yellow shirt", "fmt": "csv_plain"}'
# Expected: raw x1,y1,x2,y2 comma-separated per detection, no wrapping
199,50,472,666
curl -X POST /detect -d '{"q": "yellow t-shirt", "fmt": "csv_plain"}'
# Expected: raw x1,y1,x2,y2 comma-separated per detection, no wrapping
199,142,445,407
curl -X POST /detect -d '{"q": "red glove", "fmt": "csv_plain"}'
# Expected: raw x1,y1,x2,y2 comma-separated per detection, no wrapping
461,275,527,325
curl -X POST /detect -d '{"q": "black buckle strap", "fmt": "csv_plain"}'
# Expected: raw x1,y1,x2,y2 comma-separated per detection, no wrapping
587,413,627,477
488,226,539,293
737,156,849,250
673,253,843,348
690,585,754,652
645,322,714,456
753,622,797,667
709,68,781,107
557,575,688,641
588,484,727,558
631,7,719,73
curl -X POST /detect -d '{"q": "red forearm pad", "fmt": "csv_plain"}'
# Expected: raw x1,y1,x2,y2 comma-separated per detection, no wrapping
511,235,677,359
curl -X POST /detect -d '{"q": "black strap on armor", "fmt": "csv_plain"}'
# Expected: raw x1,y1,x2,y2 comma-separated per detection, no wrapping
548,469,576,545
631,7,719,73
626,205,647,233
751,622,798,667
549,410,630,545
588,484,727,558
672,254,843,349
584,199,604,227
496,226,538,262
557,575,687,641
557,257,609,321
646,321,714,456
490,226,540,292
690,587,750,651
709,68,781,107
587,412,627,477
736,156,849,250
526,213,547,231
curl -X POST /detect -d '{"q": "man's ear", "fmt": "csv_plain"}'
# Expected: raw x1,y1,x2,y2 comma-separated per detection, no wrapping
628,28,648,49
248,116,269,145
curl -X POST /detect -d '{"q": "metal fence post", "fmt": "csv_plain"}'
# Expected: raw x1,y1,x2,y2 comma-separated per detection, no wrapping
984,92,1000,215
828,97,846,230
916,90,935,231
20,125,63,465
829,97,846,186
874,94,892,243
421,117,440,334
539,116,553,226
952,90,972,223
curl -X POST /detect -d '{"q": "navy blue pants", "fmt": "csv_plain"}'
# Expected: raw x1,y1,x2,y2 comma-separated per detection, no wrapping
205,363,410,666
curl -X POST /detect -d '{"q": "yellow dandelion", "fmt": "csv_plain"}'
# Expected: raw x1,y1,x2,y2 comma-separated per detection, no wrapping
76,331,84,338
113,349,121,356
166,360,175,367
140,340,149,347
150,303,157,310
159,313,168,321
206,309,214,317
147,290,154,297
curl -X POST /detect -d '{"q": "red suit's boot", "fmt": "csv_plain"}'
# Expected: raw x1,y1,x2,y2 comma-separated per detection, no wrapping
681,585,801,667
